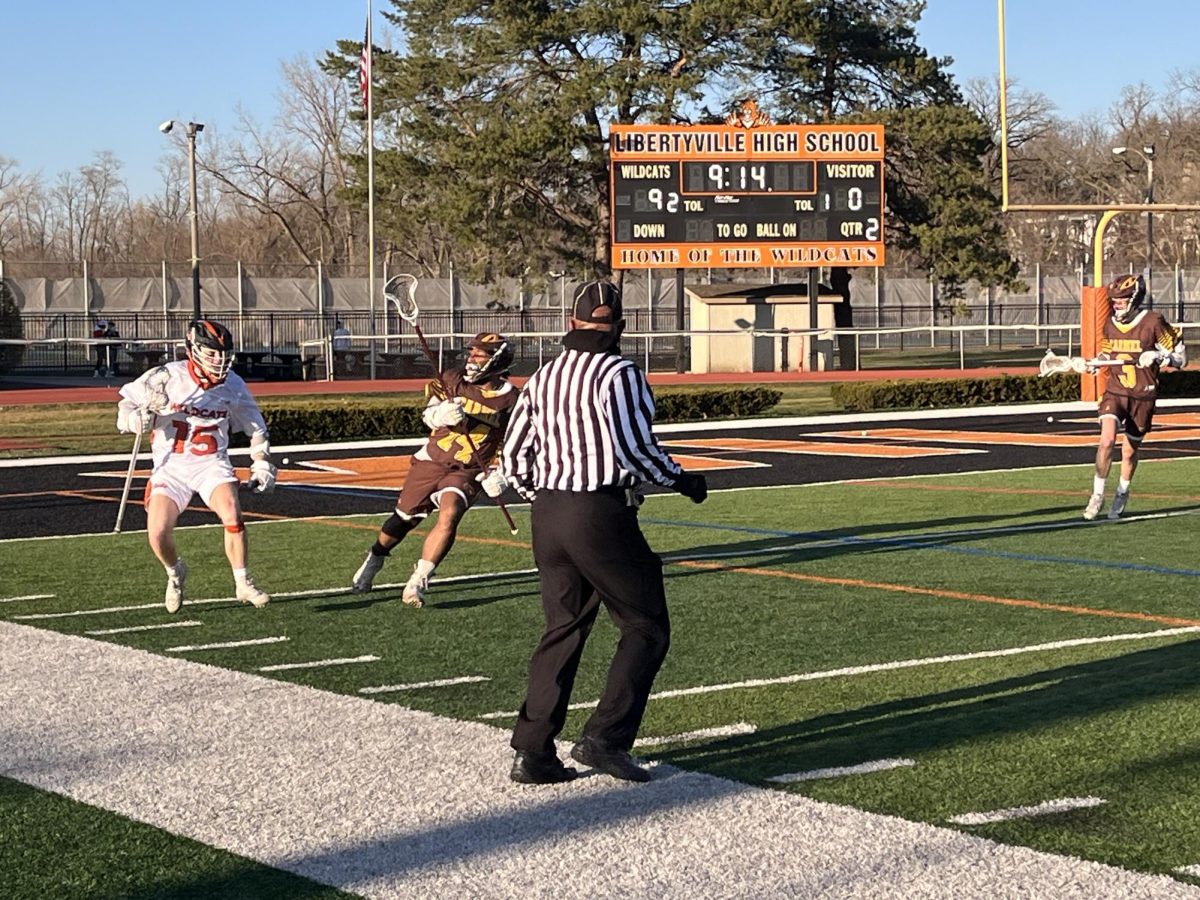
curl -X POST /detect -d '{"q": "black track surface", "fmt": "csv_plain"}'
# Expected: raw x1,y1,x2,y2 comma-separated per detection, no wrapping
5,407,1200,540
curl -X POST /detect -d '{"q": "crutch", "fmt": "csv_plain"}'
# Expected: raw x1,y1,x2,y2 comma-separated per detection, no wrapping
385,274,519,535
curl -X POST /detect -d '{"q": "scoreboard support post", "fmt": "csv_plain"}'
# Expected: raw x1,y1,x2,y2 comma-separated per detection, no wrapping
675,267,686,373
807,267,820,373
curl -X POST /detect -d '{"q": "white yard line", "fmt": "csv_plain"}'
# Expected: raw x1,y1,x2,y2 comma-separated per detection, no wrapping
768,758,916,784
85,621,203,636
633,723,756,749
14,598,228,620
359,675,490,695
478,627,1200,720
258,655,379,672
1176,865,1200,879
166,636,290,653
4,622,1197,900
0,593,55,603
949,797,1107,826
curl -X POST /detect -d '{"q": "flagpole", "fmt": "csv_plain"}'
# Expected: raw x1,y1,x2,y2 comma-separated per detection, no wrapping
366,0,377,378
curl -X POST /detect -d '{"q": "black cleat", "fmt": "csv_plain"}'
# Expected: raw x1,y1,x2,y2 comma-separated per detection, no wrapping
510,751,578,785
570,739,652,783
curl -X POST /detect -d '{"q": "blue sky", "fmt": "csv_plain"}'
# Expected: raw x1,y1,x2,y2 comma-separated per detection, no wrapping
1,1,1195,202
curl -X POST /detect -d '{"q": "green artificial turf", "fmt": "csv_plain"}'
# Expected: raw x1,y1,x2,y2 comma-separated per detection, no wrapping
6,458,1200,884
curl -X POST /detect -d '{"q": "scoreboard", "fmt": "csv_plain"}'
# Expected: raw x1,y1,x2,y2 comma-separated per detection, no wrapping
609,122,885,270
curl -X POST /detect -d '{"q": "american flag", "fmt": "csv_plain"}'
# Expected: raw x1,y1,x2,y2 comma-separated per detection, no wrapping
359,27,371,108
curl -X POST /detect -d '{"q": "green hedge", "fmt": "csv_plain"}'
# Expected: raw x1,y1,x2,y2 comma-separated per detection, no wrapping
830,370,1200,412
256,386,783,445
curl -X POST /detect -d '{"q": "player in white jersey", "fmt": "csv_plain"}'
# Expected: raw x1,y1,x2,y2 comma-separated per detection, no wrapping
117,319,277,613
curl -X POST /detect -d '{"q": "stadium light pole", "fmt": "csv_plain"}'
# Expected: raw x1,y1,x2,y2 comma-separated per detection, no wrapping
160,120,205,319
1112,143,1155,299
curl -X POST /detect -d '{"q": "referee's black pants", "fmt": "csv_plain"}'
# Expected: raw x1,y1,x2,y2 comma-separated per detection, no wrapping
511,488,670,756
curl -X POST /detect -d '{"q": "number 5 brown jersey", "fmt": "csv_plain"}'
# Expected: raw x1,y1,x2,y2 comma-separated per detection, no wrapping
1101,310,1182,399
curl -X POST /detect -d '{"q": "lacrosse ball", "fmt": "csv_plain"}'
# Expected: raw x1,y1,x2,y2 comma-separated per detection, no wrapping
1046,416,1054,423
860,430,868,436
282,457,290,465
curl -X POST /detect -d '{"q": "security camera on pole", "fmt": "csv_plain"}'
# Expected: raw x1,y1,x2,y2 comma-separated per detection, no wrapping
160,119,205,319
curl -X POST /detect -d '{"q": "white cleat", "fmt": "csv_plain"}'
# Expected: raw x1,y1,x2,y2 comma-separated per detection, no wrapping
1082,493,1104,521
236,576,270,608
1107,490,1130,520
402,573,428,609
352,551,386,593
164,559,188,614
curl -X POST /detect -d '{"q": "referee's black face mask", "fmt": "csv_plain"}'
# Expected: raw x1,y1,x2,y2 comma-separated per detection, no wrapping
565,280,624,353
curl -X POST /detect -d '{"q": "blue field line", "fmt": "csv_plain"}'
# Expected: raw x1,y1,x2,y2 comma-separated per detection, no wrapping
280,484,396,500
645,516,1200,579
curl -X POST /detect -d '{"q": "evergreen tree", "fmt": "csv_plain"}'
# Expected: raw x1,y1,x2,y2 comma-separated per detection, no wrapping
326,0,1020,294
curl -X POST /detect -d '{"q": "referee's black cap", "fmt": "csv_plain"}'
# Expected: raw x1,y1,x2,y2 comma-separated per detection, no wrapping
572,280,623,324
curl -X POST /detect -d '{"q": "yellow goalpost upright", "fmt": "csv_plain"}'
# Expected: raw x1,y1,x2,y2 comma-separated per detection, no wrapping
996,0,1200,401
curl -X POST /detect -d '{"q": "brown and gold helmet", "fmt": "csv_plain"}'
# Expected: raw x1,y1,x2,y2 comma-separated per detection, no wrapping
1105,274,1146,324
464,332,513,383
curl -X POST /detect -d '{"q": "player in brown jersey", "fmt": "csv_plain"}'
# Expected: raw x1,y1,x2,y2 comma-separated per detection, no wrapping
1083,274,1187,520
351,333,518,606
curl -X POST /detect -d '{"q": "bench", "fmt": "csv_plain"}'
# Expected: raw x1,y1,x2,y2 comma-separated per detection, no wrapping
127,349,168,374
234,351,303,381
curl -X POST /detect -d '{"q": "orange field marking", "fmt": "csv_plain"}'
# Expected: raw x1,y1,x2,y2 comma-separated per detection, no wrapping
664,437,976,459
674,559,1200,628
853,481,1198,502
821,426,1200,447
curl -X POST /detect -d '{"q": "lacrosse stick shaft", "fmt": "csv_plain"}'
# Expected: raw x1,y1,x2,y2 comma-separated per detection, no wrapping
411,324,519,535
113,427,144,533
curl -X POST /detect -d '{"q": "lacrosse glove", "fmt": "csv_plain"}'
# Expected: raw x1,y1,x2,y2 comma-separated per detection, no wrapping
249,458,278,493
116,402,151,434
673,471,708,504
476,468,508,498
423,398,466,430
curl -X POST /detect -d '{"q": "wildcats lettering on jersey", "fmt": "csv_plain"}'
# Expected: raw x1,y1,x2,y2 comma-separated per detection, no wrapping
180,404,230,420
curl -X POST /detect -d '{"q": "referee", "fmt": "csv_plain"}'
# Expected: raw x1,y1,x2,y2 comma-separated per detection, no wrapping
503,280,708,785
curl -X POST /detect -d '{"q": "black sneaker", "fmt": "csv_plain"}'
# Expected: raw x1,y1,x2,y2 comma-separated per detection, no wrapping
570,738,652,783
509,751,578,785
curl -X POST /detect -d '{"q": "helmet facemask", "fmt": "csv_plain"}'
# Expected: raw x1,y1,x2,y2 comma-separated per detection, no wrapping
186,319,235,385
464,332,513,384
1108,274,1146,324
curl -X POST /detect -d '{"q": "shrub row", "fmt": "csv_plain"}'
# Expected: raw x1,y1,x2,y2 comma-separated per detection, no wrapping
256,386,784,445
830,370,1200,412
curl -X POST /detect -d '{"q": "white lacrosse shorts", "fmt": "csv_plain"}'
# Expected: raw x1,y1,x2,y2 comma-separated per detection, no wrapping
148,455,239,514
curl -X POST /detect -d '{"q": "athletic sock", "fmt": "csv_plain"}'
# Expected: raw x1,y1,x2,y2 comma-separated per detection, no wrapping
233,567,248,583
1093,475,1107,496
1117,478,1131,494
414,559,436,580
370,541,393,557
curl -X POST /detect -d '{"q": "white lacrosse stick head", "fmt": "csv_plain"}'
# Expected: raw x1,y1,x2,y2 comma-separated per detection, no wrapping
142,365,174,414
384,274,419,324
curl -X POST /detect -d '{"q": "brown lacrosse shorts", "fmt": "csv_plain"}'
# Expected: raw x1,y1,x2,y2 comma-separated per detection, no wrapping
396,458,482,517
1098,392,1156,442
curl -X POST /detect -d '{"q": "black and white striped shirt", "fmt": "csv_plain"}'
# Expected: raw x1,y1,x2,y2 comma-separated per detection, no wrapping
503,348,683,496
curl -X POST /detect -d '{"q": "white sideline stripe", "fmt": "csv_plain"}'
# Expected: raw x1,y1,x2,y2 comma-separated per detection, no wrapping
478,626,1200,720
14,597,233,620
0,593,55,603
85,621,203,636
359,675,490,695
258,655,379,672
768,758,916,783
8,623,1200,899
166,636,290,653
633,723,756,748
9,570,541,621
1175,864,1200,878
949,796,1106,826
